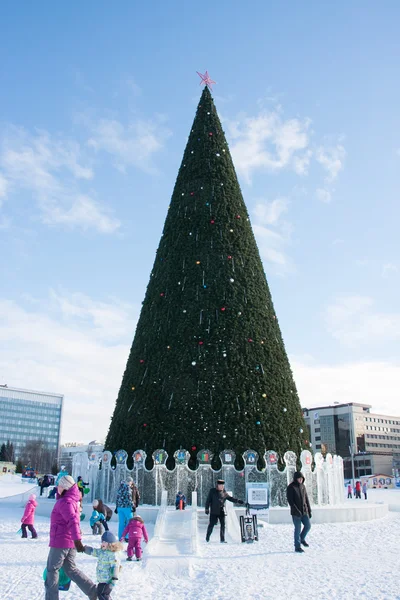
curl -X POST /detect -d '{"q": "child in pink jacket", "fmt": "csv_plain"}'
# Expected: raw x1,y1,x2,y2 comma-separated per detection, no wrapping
21,493,38,538
120,515,149,561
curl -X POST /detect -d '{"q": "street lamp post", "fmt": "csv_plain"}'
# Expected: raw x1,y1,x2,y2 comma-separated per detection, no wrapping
348,404,356,490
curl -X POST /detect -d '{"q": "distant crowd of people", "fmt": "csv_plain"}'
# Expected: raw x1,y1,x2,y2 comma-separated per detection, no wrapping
347,480,368,499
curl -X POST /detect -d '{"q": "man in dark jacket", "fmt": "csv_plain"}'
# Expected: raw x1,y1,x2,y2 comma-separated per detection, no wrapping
205,479,244,543
286,471,312,553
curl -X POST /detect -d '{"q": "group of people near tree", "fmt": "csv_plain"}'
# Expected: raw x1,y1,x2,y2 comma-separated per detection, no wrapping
20,471,148,599
19,466,317,598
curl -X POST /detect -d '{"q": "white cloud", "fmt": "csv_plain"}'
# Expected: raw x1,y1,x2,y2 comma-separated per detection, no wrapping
316,143,346,182
253,197,289,225
292,357,400,417
0,292,139,442
41,194,120,233
315,188,332,203
252,197,292,271
87,117,172,174
293,150,313,176
0,126,119,233
226,110,311,183
382,263,398,278
325,295,400,345
49,289,136,340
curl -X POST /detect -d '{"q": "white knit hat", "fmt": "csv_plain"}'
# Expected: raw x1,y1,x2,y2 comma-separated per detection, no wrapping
93,499,99,508
58,475,75,490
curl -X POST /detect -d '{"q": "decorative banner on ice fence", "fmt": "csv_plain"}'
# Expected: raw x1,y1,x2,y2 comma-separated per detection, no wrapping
245,482,269,517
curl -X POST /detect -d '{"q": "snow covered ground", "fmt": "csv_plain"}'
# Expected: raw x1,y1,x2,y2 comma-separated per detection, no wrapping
0,474,37,498
1,484,400,599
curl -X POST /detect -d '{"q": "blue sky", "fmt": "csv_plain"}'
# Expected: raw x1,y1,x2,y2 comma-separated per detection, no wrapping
0,2,399,443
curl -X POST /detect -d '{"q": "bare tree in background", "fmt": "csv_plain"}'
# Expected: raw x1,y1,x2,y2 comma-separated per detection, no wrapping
19,440,57,473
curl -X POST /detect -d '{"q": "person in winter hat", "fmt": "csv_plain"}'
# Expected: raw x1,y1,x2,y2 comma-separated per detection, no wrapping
120,515,149,561
84,531,123,600
347,483,352,499
362,481,368,500
21,493,38,538
205,480,245,543
115,479,140,540
40,474,52,497
77,476,89,498
286,471,312,553
44,475,97,600
55,466,69,486
93,499,113,522
90,506,108,535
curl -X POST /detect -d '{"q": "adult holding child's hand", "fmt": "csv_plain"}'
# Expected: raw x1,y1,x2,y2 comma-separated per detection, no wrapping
44,475,97,600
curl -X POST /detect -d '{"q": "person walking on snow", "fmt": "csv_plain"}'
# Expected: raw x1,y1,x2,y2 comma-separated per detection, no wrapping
21,493,38,538
362,481,368,500
347,483,352,499
120,515,149,561
355,480,362,499
115,478,139,540
83,531,123,600
205,479,245,543
286,471,312,553
44,475,97,600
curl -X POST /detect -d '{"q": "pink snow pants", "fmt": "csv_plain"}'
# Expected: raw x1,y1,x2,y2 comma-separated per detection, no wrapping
127,537,142,559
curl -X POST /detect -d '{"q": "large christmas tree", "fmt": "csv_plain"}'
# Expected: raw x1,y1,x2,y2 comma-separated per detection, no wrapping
106,84,307,461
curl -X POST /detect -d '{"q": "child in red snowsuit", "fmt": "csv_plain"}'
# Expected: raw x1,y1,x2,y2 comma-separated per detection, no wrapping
21,493,38,538
120,515,148,561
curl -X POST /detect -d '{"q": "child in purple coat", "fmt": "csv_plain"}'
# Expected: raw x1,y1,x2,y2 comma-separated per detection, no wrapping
21,493,38,538
120,515,149,561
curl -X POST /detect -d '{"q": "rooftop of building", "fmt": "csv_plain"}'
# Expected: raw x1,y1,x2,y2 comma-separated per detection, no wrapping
0,384,63,399
303,402,372,412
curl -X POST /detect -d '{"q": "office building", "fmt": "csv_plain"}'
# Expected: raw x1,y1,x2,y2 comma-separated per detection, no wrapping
0,385,63,461
302,402,400,479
